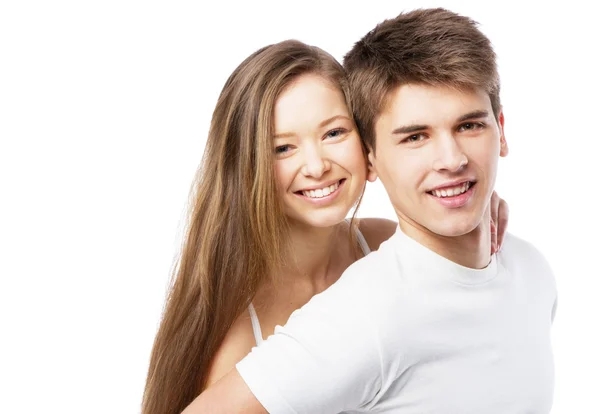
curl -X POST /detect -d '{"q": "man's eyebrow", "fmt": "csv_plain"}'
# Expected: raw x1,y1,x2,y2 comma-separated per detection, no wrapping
392,124,428,135
457,110,489,122
391,110,491,135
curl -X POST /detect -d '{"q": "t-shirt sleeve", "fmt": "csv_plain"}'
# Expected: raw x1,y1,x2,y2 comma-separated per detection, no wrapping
236,272,383,414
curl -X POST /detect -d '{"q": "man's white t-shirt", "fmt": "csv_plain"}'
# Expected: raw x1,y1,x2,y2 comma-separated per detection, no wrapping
236,227,557,413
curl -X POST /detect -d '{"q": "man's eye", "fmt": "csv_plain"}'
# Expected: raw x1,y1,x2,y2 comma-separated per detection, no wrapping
458,122,485,132
403,134,425,143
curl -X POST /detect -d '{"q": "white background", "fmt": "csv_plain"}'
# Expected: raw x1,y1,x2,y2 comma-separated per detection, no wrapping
1,1,597,413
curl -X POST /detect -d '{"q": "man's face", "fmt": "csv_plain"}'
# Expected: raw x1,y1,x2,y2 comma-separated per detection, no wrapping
369,84,508,238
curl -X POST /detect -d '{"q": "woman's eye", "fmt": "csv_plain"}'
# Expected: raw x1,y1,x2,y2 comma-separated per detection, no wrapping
275,145,291,154
325,128,346,139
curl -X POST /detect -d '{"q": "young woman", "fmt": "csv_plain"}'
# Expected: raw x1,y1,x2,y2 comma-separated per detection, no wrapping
141,39,508,414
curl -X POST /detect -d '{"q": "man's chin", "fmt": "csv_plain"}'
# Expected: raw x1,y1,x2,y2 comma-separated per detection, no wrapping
427,219,481,238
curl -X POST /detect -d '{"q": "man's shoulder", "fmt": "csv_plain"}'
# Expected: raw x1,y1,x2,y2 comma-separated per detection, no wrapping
499,232,548,263
498,232,556,284
336,231,401,289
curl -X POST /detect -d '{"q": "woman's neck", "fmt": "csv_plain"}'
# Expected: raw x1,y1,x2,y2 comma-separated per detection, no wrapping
253,219,359,334
283,221,345,286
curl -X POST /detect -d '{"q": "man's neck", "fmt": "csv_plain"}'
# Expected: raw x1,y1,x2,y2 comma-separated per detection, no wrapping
397,213,492,269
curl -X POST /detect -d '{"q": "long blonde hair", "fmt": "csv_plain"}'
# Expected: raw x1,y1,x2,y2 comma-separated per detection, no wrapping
142,40,354,414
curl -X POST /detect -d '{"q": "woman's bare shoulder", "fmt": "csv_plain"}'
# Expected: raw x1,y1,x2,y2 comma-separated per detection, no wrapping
204,308,257,389
358,217,397,251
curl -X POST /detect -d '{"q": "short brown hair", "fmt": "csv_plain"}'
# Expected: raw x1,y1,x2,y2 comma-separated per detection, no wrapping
344,8,501,152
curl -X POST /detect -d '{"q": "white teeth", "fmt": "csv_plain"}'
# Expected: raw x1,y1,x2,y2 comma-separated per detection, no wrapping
301,181,340,199
431,182,471,198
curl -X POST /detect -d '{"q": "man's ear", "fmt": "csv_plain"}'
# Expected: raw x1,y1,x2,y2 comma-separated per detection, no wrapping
367,150,378,182
498,110,509,157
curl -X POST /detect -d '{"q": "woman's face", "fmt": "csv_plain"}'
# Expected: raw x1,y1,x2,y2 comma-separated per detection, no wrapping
272,73,369,228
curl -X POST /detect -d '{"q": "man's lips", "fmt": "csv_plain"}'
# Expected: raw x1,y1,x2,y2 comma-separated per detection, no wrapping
427,179,476,193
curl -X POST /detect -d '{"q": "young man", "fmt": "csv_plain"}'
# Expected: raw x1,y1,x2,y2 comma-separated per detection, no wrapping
183,8,557,413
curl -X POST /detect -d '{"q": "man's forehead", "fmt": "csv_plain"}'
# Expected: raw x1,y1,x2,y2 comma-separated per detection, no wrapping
380,84,492,124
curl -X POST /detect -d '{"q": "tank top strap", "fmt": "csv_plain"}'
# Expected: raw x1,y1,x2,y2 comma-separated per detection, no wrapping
247,302,263,346
345,218,371,255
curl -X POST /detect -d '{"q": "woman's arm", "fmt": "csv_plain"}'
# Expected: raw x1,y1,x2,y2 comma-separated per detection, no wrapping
183,266,382,414
203,309,256,389
182,370,267,414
